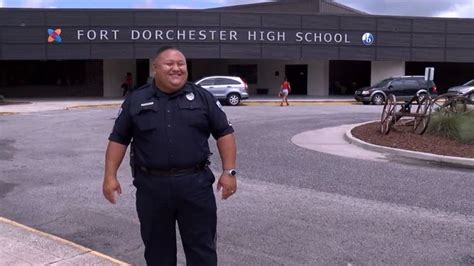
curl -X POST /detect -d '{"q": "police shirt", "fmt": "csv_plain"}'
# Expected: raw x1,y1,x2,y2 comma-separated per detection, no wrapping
108,81,234,170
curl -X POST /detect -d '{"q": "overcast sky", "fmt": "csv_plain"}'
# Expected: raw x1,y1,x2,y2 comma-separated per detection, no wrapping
0,0,473,18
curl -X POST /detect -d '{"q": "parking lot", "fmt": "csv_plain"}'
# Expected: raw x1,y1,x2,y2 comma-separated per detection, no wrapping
1,103,473,265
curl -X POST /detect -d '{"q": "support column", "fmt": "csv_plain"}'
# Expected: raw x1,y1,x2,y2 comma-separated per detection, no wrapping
307,60,329,96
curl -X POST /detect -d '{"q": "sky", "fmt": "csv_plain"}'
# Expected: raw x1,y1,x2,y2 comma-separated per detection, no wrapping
0,0,473,18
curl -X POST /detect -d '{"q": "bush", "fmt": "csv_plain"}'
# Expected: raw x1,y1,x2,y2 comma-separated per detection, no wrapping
426,110,474,144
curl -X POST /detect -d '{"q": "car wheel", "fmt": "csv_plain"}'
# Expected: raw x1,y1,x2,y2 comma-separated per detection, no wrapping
227,93,241,106
372,93,385,105
469,92,474,102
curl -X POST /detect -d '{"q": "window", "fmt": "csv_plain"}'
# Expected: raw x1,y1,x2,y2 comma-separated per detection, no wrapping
390,80,403,87
215,78,240,85
199,79,215,86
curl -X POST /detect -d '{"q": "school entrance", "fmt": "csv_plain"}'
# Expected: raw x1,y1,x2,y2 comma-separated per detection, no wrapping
285,65,307,95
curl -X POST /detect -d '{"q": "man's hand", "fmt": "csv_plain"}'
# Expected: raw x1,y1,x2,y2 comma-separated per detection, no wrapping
103,176,122,204
216,174,237,200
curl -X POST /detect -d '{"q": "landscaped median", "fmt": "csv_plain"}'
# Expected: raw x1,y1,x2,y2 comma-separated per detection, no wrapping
345,121,474,169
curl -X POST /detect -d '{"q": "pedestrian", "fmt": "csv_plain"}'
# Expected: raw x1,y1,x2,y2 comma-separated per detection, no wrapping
121,72,133,96
279,76,291,106
103,46,237,265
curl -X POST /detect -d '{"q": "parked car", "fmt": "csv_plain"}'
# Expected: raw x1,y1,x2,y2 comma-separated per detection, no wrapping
195,76,249,106
354,76,437,105
447,79,474,101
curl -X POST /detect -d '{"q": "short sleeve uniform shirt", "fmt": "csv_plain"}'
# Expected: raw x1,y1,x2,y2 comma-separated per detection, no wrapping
109,81,234,170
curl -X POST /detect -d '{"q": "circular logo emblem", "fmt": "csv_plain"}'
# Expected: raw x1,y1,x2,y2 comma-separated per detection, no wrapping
186,92,195,101
361,32,374,45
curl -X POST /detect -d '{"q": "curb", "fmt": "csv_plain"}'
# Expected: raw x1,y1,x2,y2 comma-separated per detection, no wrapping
66,103,121,110
344,121,474,169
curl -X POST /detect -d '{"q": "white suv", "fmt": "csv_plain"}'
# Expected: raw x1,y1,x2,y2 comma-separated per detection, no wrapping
195,76,249,106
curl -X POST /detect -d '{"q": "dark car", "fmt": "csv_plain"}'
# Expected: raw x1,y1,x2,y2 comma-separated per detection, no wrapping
447,80,474,102
354,76,437,105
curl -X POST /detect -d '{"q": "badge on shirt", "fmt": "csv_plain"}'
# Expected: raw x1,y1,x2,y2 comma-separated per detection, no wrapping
186,92,195,101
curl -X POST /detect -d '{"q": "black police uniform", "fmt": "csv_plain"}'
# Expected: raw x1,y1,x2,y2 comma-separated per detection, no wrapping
109,81,234,265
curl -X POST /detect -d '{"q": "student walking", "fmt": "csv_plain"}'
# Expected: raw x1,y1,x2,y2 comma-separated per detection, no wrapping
279,77,291,106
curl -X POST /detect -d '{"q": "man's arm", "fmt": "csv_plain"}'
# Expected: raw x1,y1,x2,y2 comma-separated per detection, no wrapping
103,141,128,204
216,133,237,200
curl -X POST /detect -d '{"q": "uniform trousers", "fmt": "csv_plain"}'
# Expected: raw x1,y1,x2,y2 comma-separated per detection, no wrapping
133,168,217,266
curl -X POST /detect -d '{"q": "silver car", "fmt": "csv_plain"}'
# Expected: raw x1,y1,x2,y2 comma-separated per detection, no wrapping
447,80,474,101
195,76,249,106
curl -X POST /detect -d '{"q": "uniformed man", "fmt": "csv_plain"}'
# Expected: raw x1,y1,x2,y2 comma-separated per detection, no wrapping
103,46,237,265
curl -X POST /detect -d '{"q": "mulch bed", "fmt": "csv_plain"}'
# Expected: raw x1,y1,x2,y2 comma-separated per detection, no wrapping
351,122,474,159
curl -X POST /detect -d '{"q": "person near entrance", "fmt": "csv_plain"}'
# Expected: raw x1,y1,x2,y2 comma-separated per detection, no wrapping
279,76,291,106
121,72,133,96
102,46,238,265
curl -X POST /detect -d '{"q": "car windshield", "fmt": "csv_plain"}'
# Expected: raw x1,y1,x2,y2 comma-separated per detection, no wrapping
463,80,474,86
373,78,391,88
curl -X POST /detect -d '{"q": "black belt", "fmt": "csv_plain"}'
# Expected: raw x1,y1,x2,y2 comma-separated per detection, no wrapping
138,162,208,177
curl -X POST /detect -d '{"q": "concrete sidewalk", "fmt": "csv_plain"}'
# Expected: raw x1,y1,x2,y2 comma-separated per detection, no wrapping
292,124,474,169
0,217,129,265
0,98,124,114
0,95,356,114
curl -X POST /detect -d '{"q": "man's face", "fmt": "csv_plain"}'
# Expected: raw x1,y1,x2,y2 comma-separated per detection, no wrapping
153,49,188,93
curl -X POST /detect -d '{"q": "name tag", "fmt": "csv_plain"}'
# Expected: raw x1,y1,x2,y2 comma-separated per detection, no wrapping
140,102,154,107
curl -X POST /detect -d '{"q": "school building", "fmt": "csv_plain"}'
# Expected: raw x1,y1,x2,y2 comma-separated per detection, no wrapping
1,0,474,98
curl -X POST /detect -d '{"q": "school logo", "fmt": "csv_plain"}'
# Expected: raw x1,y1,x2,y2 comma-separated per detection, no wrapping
361,32,374,45
48,28,62,43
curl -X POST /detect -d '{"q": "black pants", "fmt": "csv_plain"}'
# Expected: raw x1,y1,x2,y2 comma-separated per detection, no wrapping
133,168,217,266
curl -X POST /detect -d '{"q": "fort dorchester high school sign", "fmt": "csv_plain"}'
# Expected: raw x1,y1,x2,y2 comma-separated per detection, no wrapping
74,29,359,44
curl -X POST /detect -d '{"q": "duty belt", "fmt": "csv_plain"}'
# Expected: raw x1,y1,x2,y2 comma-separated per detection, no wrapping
138,161,208,177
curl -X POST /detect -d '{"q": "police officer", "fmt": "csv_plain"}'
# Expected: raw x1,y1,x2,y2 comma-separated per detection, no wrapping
103,46,237,265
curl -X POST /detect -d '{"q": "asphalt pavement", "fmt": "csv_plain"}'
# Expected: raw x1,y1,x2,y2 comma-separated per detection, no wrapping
0,96,472,264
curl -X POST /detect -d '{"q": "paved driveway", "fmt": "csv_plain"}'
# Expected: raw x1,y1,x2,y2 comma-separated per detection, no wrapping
0,104,473,265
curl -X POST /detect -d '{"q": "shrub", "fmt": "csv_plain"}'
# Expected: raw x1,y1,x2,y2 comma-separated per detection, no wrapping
426,110,474,144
